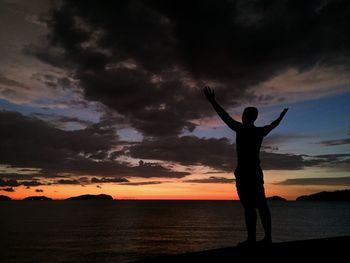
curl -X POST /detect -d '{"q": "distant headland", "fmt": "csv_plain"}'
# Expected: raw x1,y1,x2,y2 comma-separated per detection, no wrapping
23,196,52,201
0,195,12,200
296,189,350,201
66,194,113,200
0,194,114,201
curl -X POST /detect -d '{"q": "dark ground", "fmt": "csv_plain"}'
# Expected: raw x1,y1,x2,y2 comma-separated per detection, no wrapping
132,236,350,262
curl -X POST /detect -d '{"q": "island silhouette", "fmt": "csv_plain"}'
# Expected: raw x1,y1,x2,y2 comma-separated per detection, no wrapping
0,194,12,200
66,194,113,200
0,194,114,200
23,196,52,201
296,189,350,201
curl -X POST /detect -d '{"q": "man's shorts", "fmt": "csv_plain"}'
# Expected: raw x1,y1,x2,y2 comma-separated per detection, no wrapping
234,166,267,208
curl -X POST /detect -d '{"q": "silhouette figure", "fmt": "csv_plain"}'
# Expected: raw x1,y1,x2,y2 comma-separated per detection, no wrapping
203,86,288,246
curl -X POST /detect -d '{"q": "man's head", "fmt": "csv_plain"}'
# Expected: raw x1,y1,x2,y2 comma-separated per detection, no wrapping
242,107,258,125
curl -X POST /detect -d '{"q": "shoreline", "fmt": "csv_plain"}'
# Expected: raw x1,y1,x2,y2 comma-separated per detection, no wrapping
132,236,350,262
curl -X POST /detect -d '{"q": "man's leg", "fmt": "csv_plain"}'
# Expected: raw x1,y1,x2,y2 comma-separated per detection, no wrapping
258,202,272,242
236,174,257,245
257,167,272,243
244,206,257,242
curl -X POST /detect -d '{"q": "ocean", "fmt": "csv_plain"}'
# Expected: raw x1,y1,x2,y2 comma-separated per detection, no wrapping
1,201,349,263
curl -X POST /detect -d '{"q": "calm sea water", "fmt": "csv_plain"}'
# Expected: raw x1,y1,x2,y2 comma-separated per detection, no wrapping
0,201,349,263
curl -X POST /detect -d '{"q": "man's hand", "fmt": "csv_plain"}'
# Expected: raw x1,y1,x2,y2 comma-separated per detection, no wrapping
264,108,289,135
280,108,288,118
203,86,215,103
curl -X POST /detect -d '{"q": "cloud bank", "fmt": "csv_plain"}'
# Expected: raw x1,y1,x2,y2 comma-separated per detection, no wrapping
27,0,350,137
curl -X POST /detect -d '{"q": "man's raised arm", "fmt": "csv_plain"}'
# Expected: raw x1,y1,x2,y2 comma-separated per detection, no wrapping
263,108,289,135
203,86,241,131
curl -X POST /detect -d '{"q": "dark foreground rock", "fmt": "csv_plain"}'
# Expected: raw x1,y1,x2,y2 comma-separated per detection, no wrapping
132,236,350,262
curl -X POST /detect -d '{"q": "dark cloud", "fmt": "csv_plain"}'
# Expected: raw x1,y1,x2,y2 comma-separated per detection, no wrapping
91,177,129,183
126,135,307,171
76,66,204,136
276,177,350,186
21,181,43,187
0,111,188,179
1,187,15,192
303,154,350,168
36,0,350,137
127,136,350,172
127,136,235,171
0,178,20,187
185,176,235,184
319,138,350,146
0,173,39,180
54,179,81,185
2,110,348,186
22,44,69,69
0,110,117,175
32,113,93,129
261,152,305,170
263,134,310,147
35,189,44,192
0,178,43,187
0,110,117,163
121,181,163,186
131,160,189,178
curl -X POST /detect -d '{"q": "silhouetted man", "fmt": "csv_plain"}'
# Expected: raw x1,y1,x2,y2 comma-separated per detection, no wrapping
204,86,288,246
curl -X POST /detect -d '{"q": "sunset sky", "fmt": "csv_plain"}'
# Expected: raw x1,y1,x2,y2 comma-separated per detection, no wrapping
0,0,349,200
